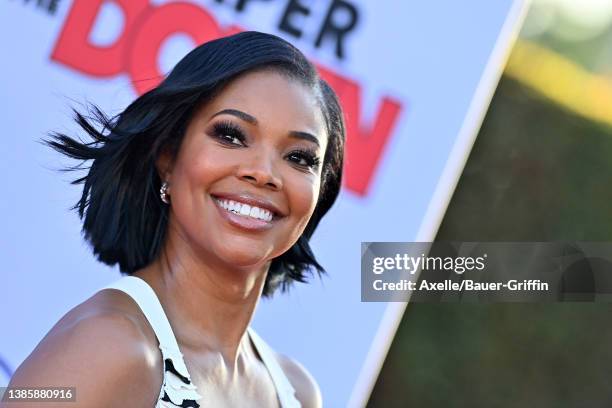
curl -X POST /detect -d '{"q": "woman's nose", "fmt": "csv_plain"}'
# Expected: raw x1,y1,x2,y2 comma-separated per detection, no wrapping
236,150,283,190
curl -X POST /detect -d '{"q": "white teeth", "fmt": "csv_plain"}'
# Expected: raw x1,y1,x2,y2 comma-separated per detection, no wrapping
214,198,274,222
239,205,251,216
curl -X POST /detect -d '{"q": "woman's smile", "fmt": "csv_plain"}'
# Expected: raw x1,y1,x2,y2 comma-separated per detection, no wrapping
211,193,283,232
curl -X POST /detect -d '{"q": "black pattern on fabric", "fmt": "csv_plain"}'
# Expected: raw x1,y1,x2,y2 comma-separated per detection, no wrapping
161,358,200,408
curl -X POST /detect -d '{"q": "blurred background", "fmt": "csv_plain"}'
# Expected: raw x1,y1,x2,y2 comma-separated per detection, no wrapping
369,0,612,406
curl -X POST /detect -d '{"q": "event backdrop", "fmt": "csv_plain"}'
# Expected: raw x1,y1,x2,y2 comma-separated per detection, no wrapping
0,1,526,406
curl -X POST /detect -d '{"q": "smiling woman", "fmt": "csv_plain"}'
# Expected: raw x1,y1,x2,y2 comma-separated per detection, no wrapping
164,70,330,275
3,31,345,408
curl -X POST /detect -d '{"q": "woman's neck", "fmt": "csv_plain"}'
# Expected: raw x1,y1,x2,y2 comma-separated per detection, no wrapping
133,237,269,370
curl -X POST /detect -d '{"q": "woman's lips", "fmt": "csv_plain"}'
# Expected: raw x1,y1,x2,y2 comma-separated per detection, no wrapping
211,192,285,217
212,196,277,232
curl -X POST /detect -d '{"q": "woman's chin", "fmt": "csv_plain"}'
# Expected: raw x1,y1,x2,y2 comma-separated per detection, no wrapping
213,245,274,270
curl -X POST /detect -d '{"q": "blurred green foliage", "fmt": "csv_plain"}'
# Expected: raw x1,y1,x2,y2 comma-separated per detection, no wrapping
367,76,612,407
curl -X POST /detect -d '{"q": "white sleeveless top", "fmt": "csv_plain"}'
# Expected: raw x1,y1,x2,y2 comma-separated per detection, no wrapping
102,276,301,408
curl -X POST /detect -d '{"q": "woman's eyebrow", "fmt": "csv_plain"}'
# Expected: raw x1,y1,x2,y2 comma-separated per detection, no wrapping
211,108,320,147
289,131,320,148
211,108,257,124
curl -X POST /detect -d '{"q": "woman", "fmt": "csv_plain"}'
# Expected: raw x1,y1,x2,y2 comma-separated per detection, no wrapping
5,31,345,407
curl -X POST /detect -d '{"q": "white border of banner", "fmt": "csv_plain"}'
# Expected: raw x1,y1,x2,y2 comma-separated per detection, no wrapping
348,1,531,406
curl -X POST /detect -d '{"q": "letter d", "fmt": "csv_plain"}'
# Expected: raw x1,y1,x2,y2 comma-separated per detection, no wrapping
51,0,150,76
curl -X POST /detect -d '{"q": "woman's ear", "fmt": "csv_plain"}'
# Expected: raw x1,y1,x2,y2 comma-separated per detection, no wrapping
156,148,174,182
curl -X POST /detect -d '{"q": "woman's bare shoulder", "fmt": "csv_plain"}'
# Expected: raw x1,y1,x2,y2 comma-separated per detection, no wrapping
276,353,322,408
5,289,163,408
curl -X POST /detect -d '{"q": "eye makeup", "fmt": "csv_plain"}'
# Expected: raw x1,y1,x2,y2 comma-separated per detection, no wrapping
209,120,247,146
286,148,321,170
207,120,322,171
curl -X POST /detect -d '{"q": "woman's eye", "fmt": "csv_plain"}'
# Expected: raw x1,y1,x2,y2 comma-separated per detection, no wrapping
287,150,321,170
211,121,247,147
220,134,244,146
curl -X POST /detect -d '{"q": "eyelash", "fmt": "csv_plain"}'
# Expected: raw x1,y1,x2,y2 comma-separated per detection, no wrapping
211,121,247,146
210,121,321,170
287,149,321,169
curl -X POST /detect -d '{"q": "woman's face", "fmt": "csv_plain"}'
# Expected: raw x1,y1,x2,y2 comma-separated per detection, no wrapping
164,70,328,270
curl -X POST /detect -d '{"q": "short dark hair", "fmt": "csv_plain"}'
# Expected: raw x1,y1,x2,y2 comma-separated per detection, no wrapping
46,31,345,297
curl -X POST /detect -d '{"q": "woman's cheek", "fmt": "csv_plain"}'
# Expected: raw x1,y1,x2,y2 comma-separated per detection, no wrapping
289,174,320,225
189,146,236,184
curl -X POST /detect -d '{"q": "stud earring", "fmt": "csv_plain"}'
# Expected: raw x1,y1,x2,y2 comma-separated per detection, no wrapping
160,181,170,204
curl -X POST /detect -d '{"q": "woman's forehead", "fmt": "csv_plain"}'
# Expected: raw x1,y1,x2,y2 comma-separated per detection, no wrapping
199,70,327,138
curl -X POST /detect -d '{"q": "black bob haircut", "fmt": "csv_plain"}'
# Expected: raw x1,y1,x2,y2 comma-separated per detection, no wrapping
46,31,345,297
